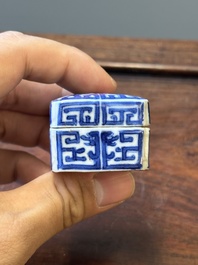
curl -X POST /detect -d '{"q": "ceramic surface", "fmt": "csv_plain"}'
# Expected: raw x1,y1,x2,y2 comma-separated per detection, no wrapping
50,93,150,172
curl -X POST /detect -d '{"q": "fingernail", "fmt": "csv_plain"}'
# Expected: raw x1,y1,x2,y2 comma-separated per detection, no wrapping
110,77,117,88
61,89,72,96
94,172,135,207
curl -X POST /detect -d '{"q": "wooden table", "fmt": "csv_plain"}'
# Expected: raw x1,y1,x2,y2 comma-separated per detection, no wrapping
23,35,198,264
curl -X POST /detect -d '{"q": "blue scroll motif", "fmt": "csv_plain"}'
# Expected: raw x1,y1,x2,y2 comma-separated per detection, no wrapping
57,94,100,101
101,131,119,160
56,131,85,164
81,131,101,163
100,94,142,99
102,102,144,126
102,130,143,170
56,130,101,170
55,129,143,170
58,101,100,126
53,94,146,127
56,93,142,101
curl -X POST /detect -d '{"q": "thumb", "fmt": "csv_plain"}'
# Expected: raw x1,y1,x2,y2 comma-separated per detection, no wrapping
0,171,135,264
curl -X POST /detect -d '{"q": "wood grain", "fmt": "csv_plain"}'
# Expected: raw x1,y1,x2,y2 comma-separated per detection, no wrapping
2,34,197,265
36,34,198,75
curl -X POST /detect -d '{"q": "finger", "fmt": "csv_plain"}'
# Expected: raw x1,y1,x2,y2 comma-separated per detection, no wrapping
0,171,134,264
0,110,49,150
0,31,116,98
0,149,50,184
0,80,71,115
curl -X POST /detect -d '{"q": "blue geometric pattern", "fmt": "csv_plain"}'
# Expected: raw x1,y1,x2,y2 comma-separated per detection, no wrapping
51,93,149,127
101,101,143,126
50,93,150,171
58,101,100,126
53,128,145,171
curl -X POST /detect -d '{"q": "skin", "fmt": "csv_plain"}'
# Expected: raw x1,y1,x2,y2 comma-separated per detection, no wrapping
0,31,135,265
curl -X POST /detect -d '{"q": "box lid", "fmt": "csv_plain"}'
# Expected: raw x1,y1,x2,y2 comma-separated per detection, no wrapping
50,93,150,128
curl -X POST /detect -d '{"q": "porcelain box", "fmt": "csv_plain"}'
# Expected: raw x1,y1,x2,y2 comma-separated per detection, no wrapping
50,93,150,172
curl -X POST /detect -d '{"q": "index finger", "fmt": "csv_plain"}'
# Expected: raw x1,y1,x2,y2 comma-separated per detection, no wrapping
0,31,116,98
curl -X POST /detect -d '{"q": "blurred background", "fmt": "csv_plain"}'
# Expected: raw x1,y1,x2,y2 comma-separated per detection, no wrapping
0,0,198,40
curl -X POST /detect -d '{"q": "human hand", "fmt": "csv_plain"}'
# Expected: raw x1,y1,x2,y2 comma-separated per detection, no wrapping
0,32,135,265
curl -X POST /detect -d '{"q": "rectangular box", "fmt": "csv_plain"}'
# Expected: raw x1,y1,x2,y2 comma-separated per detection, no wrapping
50,127,149,172
50,93,150,172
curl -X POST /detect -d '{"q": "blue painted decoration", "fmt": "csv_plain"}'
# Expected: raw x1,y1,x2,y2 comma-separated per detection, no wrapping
50,93,150,172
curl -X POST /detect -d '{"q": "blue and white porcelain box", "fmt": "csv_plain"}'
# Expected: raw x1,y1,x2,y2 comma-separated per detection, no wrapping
50,93,150,172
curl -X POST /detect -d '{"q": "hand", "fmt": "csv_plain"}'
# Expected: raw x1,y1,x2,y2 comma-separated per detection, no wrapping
0,31,135,265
